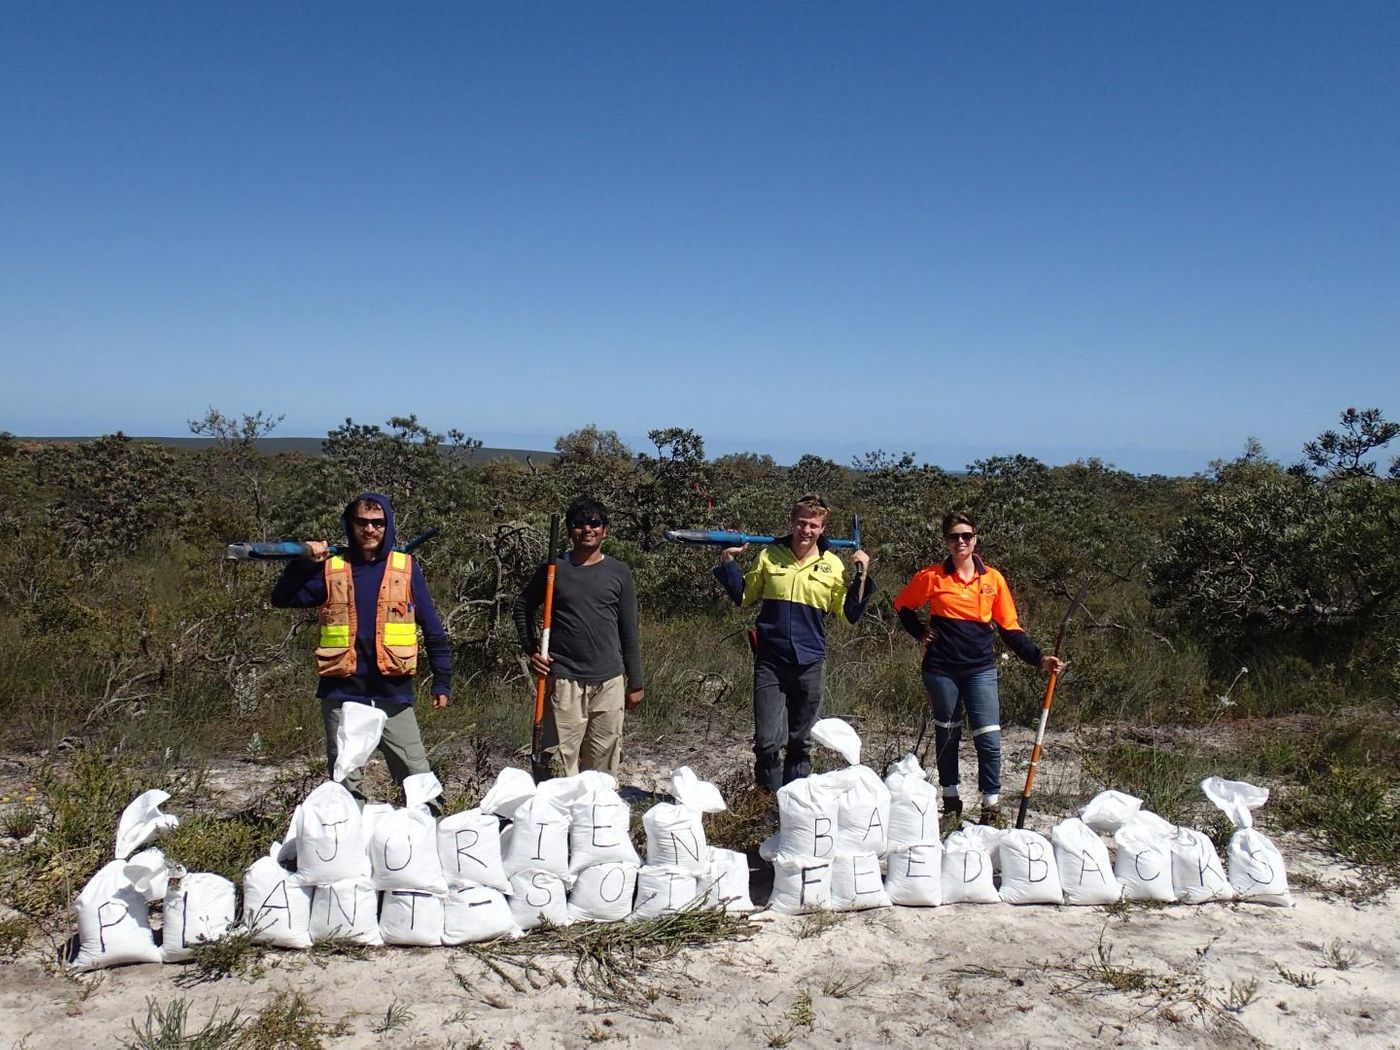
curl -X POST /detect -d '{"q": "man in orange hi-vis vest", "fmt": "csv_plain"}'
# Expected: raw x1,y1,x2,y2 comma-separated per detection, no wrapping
271,492,452,810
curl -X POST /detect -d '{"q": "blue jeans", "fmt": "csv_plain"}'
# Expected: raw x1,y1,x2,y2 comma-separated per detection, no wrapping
921,667,1001,802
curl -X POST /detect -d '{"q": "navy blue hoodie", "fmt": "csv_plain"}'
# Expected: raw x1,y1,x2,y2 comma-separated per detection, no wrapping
271,493,451,705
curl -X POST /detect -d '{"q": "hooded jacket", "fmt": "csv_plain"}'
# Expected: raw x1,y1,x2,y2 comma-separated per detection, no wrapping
271,493,452,705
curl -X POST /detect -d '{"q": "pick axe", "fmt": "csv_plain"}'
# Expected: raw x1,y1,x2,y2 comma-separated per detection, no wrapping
1015,581,1089,830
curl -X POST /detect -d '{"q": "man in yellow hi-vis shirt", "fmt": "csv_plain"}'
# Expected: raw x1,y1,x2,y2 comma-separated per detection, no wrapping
715,494,874,791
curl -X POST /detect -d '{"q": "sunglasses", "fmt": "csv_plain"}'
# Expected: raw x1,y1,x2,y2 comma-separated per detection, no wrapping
945,531,976,544
796,493,830,509
350,516,387,530
569,518,606,529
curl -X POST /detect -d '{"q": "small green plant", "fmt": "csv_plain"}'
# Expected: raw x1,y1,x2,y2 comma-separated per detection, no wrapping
1221,977,1259,1012
1,802,42,840
1275,964,1319,989
0,913,31,959
788,989,815,1029
793,911,845,940
238,990,348,1050
1320,939,1358,970
178,925,266,986
122,997,245,1050
820,968,878,999
369,998,414,1035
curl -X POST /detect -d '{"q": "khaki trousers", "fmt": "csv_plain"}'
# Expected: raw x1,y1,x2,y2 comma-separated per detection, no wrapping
544,675,626,776
321,699,438,813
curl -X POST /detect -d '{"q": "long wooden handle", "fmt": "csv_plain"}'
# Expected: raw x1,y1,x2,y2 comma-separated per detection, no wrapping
1015,671,1059,828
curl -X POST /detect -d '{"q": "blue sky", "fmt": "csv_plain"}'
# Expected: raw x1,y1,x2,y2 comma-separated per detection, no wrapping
3,3,1396,475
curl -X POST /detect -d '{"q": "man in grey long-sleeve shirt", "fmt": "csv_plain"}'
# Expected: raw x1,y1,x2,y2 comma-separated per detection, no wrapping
512,497,644,775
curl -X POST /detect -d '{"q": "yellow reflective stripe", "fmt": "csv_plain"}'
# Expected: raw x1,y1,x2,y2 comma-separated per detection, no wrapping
320,625,351,648
329,556,347,571
391,551,407,570
382,622,418,646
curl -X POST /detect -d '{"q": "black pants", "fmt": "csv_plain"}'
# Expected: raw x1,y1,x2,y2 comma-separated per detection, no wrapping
752,654,825,791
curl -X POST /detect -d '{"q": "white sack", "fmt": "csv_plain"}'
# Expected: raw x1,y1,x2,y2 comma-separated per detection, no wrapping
959,823,1005,871
479,766,538,821
569,781,640,873
295,781,368,884
161,873,237,962
124,847,171,903
379,889,445,946
501,795,571,877
360,802,395,848
403,771,444,810
1200,776,1293,905
767,854,832,915
884,842,944,906
1113,815,1177,902
114,790,179,861
670,766,727,813
832,766,891,857
997,830,1064,905
811,717,862,764
940,829,999,904
443,884,521,943
333,702,387,783
437,809,509,892
243,852,313,949
309,878,383,945
71,860,162,971
702,848,755,913
368,807,447,893
1051,818,1122,906
1078,790,1143,835
761,777,838,861
630,866,700,920
568,862,640,923
1227,828,1294,906
830,852,892,911
885,755,940,849
507,868,570,930
642,803,710,876
1170,827,1234,904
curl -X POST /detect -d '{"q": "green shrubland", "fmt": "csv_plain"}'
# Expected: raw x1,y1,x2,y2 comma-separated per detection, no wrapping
0,406,1397,921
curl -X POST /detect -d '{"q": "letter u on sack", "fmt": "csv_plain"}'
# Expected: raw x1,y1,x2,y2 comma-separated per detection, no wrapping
369,806,447,893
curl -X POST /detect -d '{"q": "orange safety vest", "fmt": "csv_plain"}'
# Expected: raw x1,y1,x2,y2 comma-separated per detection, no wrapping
315,551,419,677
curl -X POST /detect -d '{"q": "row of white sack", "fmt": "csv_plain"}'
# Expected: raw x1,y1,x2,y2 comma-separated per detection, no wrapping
289,766,727,891
73,848,755,972
767,808,1292,914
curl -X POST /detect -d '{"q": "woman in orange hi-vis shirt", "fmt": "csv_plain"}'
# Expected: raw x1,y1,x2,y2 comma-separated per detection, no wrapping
892,512,1063,826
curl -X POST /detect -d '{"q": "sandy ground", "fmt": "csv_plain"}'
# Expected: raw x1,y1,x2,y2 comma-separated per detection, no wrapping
3,729,1398,1049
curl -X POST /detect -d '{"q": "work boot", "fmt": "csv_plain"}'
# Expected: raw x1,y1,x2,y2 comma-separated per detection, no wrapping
978,804,1006,828
940,797,963,833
